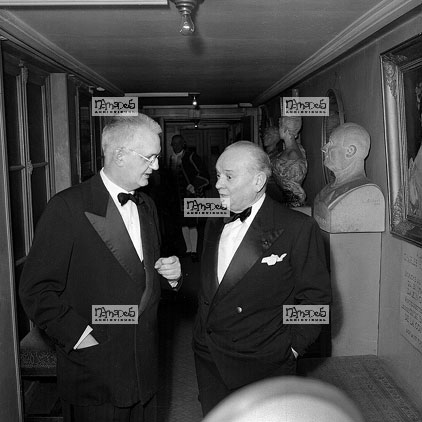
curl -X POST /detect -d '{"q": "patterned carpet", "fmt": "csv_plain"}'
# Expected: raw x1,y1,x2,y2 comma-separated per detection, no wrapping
298,355,422,422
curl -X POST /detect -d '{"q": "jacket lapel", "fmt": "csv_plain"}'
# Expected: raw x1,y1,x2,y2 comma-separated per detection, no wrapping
84,175,146,289
211,196,284,307
137,195,159,314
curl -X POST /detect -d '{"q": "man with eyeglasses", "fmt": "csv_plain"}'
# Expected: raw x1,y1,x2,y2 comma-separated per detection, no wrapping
20,114,181,422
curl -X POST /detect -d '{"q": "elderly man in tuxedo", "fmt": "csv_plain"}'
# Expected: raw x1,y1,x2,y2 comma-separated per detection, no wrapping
193,141,331,415
20,114,181,422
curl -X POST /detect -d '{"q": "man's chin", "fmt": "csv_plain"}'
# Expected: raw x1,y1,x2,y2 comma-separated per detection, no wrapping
219,196,231,209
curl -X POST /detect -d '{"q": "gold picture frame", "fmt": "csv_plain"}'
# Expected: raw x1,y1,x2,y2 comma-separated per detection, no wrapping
381,33,422,247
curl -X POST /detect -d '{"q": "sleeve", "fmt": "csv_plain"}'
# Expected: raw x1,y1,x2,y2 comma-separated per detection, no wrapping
19,195,90,354
289,218,331,356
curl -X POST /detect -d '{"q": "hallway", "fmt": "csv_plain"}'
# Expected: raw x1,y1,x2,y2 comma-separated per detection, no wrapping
157,254,203,422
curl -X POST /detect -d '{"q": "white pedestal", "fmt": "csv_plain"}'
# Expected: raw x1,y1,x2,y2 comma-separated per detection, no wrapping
322,231,381,356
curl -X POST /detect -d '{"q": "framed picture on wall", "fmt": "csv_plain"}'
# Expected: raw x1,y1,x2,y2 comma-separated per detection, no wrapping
381,33,422,247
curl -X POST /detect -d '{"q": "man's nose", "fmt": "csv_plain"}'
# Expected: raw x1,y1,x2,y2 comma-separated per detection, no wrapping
215,178,223,190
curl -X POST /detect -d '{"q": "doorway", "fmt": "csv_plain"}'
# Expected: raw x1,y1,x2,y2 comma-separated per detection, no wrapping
180,127,228,196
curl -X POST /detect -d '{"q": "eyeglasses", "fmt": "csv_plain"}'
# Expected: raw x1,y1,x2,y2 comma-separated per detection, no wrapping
122,147,160,167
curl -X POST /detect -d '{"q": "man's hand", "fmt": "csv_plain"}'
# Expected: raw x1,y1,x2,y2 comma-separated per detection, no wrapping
76,333,99,349
155,256,181,285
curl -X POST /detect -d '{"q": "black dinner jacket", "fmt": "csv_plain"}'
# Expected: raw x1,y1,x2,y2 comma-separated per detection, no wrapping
193,195,331,389
20,174,163,406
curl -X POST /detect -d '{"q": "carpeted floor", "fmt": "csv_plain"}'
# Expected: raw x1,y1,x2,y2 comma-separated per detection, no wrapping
298,355,422,422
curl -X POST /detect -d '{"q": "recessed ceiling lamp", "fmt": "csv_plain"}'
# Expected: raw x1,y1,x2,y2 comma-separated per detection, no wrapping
170,0,197,36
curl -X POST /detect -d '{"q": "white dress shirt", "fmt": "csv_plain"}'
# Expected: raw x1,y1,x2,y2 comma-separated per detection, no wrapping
100,169,143,261
217,194,266,283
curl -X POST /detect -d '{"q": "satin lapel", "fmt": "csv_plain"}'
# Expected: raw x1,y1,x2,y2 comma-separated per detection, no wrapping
137,198,157,314
85,200,145,287
212,197,284,307
83,175,145,287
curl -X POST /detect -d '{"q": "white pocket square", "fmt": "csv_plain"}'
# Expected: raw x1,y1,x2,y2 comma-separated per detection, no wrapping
261,253,287,266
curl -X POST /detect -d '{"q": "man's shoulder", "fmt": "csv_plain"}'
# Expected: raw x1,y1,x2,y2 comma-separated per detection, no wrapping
51,175,101,207
264,196,317,233
137,190,157,211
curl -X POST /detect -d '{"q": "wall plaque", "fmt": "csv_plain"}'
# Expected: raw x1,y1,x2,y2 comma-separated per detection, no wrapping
400,242,422,353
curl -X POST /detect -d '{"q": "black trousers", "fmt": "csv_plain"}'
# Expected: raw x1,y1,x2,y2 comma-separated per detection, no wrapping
194,352,297,416
61,395,157,422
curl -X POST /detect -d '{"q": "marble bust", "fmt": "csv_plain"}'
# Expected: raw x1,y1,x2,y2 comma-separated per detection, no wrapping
313,123,385,233
263,117,308,207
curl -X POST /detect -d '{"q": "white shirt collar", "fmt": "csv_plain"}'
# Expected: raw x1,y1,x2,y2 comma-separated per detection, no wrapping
100,169,133,202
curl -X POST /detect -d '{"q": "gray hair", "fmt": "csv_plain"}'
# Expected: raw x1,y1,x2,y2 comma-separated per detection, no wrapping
102,114,162,156
226,141,272,180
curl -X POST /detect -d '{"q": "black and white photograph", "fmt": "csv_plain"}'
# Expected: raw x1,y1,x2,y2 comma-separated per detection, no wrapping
1,1,422,422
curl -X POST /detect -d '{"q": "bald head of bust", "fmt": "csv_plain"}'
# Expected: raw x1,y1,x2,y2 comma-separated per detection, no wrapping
322,123,370,177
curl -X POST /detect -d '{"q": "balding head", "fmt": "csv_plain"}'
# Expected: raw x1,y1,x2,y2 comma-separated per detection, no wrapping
322,122,370,177
331,123,370,159
225,141,272,180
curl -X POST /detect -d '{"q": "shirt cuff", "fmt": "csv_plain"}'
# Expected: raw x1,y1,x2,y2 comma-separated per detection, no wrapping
73,325,93,350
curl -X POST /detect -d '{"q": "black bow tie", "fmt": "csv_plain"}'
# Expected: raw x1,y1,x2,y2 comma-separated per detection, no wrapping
224,207,252,224
118,192,138,206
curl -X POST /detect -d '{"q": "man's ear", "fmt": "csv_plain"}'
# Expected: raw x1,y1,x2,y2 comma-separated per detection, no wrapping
114,148,125,166
345,144,357,158
254,172,267,192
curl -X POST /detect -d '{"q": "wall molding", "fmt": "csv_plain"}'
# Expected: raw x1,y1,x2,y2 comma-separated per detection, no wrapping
253,0,422,105
0,10,123,95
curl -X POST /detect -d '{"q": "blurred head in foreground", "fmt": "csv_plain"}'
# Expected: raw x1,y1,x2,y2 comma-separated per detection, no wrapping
202,376,364,422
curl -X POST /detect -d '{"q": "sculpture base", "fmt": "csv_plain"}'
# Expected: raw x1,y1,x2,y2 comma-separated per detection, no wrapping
313,184,385,233
322,231,381,356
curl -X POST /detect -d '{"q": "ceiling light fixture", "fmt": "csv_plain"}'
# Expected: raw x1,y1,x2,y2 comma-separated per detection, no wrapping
171,0,197,36
189,92,200,108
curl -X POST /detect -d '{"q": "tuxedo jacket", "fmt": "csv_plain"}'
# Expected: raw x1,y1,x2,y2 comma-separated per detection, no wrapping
20,174,164,407
193,195,331,389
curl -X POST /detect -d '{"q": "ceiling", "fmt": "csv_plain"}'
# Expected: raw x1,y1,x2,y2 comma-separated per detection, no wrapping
0,0,418,107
